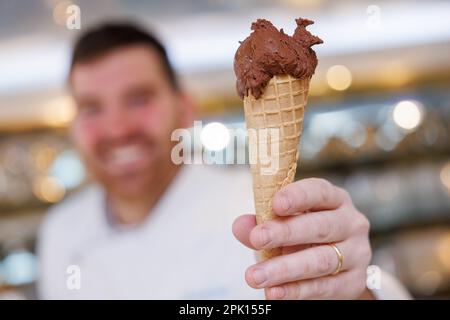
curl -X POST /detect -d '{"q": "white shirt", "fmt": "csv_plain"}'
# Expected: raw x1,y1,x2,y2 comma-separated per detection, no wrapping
38,165,264,299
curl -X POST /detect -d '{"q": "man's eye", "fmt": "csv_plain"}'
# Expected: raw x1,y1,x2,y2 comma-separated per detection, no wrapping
79,104,101,116
128,95,150,108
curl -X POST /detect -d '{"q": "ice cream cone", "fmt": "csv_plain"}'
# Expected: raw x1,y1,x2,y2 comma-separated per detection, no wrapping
244,74,310,261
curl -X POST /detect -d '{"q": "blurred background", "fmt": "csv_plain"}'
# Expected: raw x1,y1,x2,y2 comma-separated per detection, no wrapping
0,0,450,299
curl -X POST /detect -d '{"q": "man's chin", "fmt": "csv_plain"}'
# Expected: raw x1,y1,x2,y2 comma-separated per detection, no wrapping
100,173,154,200
110,182,150,200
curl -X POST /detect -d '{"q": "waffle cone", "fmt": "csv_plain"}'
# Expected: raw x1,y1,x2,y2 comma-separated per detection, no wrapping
244,74,310,261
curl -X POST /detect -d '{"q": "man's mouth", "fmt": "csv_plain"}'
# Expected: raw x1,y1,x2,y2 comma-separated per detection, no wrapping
103,144,151,176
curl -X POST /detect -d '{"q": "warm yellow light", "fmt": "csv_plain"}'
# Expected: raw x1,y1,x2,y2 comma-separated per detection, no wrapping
440,162,450,193
42,96,77,127
436,233,450,271
34,176,66,203
52,0,74,26
34,146,57,171
392,100,423,130
280,0,325,8
379,62,413,87
326,65,352,91
309,77,328,96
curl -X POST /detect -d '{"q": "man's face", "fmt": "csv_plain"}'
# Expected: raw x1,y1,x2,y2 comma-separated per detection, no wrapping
70,45,189,199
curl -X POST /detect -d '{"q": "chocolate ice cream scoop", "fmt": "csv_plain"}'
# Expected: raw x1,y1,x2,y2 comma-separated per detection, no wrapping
234,18,323,99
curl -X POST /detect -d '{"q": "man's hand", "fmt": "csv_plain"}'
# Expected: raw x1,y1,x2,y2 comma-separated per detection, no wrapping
232,178,372,299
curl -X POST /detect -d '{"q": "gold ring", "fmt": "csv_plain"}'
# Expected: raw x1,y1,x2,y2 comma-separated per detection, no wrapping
329,243,343,275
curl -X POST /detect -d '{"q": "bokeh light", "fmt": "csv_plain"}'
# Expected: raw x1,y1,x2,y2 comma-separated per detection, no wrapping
33,176,66,203
49,150,86,189
436,233,450,270
42,96,77,127
52,0,74,26
200,122,230,151
326,65,352,91
392,100,424,130
440,162,450,193
33,145,57,171
2,250,37,286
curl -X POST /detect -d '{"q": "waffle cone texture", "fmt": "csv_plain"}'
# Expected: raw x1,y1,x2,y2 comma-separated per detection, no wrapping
244,74,310,261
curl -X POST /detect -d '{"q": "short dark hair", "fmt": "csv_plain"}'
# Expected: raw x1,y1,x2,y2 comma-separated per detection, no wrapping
70,22,179,90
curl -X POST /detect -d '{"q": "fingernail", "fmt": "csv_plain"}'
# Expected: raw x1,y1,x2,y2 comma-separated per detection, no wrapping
277,194,290,212
252,268,267,286
259,227,271,247
270,286,286,299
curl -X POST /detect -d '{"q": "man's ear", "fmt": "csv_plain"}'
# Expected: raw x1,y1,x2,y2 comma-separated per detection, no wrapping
177,90,196,128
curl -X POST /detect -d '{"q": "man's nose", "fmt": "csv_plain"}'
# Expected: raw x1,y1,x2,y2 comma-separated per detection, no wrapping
104,106,135,140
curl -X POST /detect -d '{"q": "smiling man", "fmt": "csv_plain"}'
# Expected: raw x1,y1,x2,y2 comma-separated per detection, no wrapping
69,33,185,226
37,22,409,300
